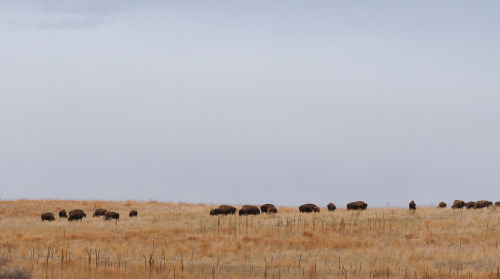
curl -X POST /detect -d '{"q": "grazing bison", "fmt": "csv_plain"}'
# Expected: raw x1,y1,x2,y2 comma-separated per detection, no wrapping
209,208,219,216
217,205,237,215
347,201,367,211
327,203,337,212
59,209,67,218
261,204,278,214
495,202,500,207
465,202,476,209
299,204,320,213
239,205,260,216
437,202,447,208
475,200,493,209
41,212,55,221
452,200,465,209
409,200,416,210
104,211,120,220
68,211,86,221
129,210,138,217
93,208,107,217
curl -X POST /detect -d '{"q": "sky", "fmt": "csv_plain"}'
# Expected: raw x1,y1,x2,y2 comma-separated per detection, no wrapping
1,1,500,207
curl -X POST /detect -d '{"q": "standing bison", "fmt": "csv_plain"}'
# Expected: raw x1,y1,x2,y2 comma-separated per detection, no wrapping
93,208,107,217
129,210,138,217
217,205,237,215
68,210,86,221
299,204,320,213
465,202,476,209
347,201,367,210
260,204,277,214
41,213,55,221
239,205,260,216
452,200,465,209
475,200,493,209
104,211,120,221
437,202,447,208
59,209,68,218
327,203,336,212
495,202,500,207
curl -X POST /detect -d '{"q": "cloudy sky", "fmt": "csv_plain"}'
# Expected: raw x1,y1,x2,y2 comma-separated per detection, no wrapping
1,1,500,207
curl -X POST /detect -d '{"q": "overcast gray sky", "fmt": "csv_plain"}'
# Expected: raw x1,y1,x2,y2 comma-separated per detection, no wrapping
1,1,500,207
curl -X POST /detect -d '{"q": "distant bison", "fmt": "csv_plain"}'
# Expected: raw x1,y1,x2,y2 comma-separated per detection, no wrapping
437,202,447,208
41,212,55,221
475,200,493,209
209,208,219,216
347,201,367,211
93,208,107,217
129,210,138,217
495,202,500,207
217,205,237,215
409,200,416,210
68,210,86,221
104,211,120,221
299,204,320,213
59,209,67,218
327,203,337,212
465,202,476,209
239,205,260,216
452,200,465,209
261,204,277,214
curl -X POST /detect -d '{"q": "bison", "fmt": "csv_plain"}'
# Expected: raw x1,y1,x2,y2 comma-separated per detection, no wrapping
239,205,260,216
409,200,416,210
299,204,320,213
495,202,500,207
347,201,367,211
452,200,465,209
260,204,278,214
68,211,86,221
475,200,493,209
327,203,337,212
129,210,138,217
217,205,237,215
59,209,67,218
41,212,55,221
437,202,446,208
93,208,107,217
465,202,476,209
209,208,219,216
104,211,120,221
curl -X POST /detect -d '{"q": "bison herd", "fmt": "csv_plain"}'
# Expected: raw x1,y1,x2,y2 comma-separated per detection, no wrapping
41,208,138,222
407,200,500,210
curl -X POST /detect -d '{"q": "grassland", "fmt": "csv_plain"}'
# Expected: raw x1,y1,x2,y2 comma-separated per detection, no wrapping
1,199,500,278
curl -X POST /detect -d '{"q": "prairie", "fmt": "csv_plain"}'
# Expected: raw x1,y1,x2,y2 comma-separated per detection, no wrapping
1,199,500,278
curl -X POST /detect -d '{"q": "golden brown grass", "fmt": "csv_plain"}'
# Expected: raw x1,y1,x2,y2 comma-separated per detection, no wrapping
1,200,500,278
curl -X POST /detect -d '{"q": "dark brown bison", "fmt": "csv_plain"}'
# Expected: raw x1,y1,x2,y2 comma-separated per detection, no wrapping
209,208,219,216
465,202,476,209
452,200,465,209
104,211,120,221
495,202,500,207
261,204,278,214
93,208,107,217
217,205,237,215
41,212,55,221
409,200,416,210
129,210,138,217
68,210,86,221
239,205,260,216
327,203,337,212
59,209,67,218
475,200,493,209
299,204,320,213
347,201,367,210
437,202,447,208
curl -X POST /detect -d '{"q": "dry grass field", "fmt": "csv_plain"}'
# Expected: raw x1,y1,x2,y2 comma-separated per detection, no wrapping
1,200,500,279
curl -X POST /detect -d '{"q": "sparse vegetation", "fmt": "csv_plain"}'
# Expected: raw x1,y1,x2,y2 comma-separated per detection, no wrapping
1,200,500,278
